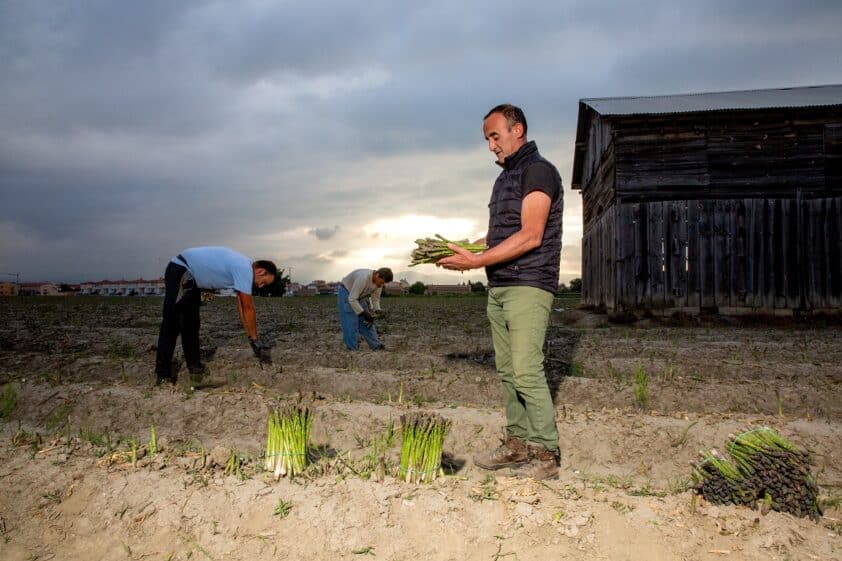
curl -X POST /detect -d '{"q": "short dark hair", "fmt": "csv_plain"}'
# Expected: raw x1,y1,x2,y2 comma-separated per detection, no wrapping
254,260,278,277
376,267,394,283
484,103,527,136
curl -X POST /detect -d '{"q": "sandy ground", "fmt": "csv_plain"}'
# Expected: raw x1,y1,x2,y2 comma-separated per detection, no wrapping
0,295,840,561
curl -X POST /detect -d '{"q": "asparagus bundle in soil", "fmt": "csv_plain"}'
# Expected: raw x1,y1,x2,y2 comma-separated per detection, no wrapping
727,427,821,520
399,412,451,484
409,235,485,266
691,427,821,521
692,450,757,506
265,405,312,479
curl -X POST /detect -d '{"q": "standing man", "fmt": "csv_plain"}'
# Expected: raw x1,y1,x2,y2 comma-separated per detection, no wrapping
155,246,278,386
338,267,393,351
438,104,563,480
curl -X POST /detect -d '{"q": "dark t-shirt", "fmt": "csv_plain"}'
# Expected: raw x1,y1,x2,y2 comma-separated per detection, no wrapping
522,161,561,202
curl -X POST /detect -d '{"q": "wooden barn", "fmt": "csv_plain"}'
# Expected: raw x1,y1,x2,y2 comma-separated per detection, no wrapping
572,84,842,314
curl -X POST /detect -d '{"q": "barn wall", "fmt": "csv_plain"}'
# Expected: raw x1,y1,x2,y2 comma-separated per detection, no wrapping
610,110,839,199
597,196,842,313
581,204,615,308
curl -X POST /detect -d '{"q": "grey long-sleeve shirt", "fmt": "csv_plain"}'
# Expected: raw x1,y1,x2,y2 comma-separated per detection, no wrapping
341,269,382,315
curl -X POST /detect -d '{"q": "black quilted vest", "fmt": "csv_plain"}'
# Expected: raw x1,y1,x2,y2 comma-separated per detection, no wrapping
485,141,563,294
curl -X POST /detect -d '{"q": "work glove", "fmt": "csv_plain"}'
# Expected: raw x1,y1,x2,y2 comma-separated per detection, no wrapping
249,337,273,364
360,310,374,327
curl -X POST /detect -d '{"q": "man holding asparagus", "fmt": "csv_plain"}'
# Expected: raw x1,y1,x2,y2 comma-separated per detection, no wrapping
438,104,563,480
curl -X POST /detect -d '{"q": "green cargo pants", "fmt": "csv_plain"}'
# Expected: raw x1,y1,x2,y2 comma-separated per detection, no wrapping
487,286,559,453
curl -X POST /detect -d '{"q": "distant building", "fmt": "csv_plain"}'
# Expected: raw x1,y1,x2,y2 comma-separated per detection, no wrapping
384,280,410,296
288,280,339,296
295,286,318,296
425,283,471,295
79,278,165,296
40,283,60,296
18,282,43,296
0,282,20,297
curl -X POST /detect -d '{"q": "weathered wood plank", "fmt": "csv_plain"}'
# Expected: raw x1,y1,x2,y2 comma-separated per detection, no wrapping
581,143,617,231
732,200,747,306
827,125,842,189
619,202,636,310
607,207,614,307
831,197,842,308
647,202,664,309
819,198,830,309
795,191,805,311
783,198,799,309
699,200,716,309
664,201,683,308
686,200,700,309
634,203,648,307
776,198,786,309
745,198,758,309
754,199,767,310
806,199,821,309
763,199,776,310
714,199,730,308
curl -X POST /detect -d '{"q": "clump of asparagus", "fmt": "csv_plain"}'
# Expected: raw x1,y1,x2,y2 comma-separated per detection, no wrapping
691,427,821,520
727,427,821,520
148,422,158,458
398,412,451,484
265,405,312,479
692,449,757,506
409,234,485,266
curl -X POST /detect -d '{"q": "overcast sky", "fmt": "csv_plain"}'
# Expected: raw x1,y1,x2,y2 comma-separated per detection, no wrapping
2,1,841,286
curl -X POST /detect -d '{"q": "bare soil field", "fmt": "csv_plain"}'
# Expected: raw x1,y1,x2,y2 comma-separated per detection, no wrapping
0,295,840,561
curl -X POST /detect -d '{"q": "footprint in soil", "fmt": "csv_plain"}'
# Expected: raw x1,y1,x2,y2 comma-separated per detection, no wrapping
190,380,228,390
445,350,495,366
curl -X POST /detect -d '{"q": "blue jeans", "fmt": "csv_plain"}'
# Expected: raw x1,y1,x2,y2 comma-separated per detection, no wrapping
338,285,382,351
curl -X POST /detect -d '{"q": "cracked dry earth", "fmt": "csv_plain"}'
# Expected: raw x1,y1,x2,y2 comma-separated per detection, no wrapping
0,296,840,560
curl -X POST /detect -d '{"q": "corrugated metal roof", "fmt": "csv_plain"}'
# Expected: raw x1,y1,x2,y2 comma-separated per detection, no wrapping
581,84,842,116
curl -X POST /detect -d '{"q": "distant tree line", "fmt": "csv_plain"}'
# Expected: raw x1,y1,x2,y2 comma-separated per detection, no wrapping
254,273,581,298
405,278,581,296
558,278,582,293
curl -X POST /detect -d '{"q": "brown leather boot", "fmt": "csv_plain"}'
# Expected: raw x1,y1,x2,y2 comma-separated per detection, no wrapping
511,443,560,480
473,437,529,470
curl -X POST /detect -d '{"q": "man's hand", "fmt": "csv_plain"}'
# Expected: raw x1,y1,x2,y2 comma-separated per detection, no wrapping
437,243,484,271
249,337,273,364
361,310,374,327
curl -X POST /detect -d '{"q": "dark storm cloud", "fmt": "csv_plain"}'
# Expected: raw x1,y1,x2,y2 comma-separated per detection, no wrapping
309,226,340,241
1,0,840,282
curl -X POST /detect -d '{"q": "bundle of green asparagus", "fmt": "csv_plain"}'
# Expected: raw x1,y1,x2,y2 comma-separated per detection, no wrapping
398,412,451,484
691,427,821,520
727,427,821,520
265,405,312,480
409,235,485,266
692,450,758,506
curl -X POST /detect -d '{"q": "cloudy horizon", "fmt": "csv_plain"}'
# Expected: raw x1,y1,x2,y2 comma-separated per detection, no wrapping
2,1,841,286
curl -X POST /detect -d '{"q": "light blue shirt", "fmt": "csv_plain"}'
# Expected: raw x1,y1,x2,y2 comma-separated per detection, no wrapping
172,247,253,294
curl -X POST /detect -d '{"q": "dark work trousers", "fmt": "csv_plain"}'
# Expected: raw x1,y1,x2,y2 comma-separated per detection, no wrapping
155,262,202,376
